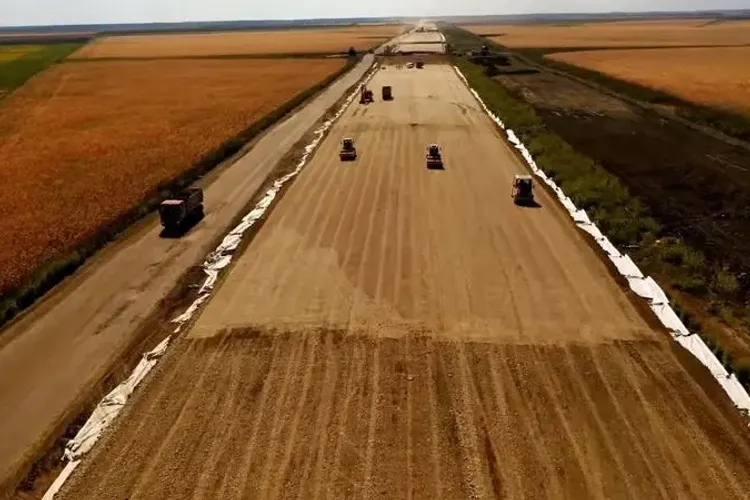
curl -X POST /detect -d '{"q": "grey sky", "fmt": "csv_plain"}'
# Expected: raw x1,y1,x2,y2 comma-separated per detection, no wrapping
1,0,748,27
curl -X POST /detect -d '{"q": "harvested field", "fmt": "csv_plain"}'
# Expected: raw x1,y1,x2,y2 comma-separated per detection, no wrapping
463,19,750,48
0,58,345,296
547,46,750,116
58,63,750,499
72,25,404,59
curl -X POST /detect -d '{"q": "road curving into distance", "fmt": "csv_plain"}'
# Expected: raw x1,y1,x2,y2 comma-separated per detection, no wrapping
0,53,376,494
57,61,750,499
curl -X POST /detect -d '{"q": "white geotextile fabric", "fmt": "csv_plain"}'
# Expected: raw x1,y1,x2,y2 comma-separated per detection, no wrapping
41,460,80,500
42,62,381,500
62,336,170,463
453,65,750,415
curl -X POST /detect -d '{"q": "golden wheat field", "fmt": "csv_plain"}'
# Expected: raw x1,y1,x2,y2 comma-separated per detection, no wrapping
0,58,345,294
72,25,404,58
464,19,750,48
547,46,750,115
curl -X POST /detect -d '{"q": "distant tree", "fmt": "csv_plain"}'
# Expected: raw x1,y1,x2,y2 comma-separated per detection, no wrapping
348,46,357,57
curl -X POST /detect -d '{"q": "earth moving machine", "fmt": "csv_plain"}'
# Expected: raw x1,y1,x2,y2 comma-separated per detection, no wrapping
511,174,535,205
158,187,204,234
382,85,392,100
339,137,357,161
426,144,443,169
360,86,374,104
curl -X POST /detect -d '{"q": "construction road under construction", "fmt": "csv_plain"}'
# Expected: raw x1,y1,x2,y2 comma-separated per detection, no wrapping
58,61,750,499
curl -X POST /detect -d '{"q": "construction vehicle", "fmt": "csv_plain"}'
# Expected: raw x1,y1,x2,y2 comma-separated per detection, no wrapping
416,61,424,69
360,86,374,104
382,85,392,100
511,174,535,205
426,144,443,169
339,137,357,161
158,187,204,234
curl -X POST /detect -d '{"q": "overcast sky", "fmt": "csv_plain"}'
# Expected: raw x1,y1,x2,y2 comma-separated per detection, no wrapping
1,0,748,27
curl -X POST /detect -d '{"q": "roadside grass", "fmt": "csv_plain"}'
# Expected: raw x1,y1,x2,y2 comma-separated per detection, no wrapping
446,25,750,389
0,44,81,97
0,55,361,331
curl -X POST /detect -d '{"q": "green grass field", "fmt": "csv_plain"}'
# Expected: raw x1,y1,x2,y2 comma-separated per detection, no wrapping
0,44,81,97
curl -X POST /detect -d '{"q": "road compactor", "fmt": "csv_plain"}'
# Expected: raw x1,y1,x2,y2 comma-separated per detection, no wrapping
339,137,357,161
360,86,374,104
511,174,535,205
426,144,443,169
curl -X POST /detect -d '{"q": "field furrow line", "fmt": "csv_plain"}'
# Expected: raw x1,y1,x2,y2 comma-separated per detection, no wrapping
225,336,297,498
560,346,639,495
126,340,232,499
360,338,381,499
625,347,750,497
499,345,565,497
266,336,319,498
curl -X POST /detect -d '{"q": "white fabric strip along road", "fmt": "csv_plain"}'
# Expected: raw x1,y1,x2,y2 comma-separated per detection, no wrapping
453,65,750,415
41,62,380,500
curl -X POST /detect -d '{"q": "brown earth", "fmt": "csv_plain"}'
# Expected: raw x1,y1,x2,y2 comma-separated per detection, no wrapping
72,25,405,59
462,18,750,48
0,57,344,295
548,46,750,116
58,63,750,499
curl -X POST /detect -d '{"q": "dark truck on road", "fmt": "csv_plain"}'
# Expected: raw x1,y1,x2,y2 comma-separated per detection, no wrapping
158,187,204,235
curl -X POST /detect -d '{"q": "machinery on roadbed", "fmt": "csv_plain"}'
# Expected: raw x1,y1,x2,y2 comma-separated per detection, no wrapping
158,187,204,234
340,137,357,161
382,85,392,100
511,174,535,205
426,144,443,169
360,86,374,104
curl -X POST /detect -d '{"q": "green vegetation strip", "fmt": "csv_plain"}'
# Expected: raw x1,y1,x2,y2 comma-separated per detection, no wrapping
0,55,361,331
446,25,750,388
0,44,81,97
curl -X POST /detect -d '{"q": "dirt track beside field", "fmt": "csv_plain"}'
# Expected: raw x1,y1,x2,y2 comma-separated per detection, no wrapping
59,62,750,500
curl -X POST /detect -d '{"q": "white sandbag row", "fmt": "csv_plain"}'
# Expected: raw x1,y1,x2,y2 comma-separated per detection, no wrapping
42,336,170,499
453,66,750,415
42,62,380,500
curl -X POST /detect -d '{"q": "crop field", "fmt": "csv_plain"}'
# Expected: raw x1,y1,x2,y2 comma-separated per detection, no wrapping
0,46,40,63
57,63,750,500
72,25,404,59
547,46,750,116
463,19,750,48
0,57,345,296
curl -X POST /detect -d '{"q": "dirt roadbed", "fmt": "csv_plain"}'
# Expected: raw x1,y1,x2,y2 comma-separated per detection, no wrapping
57,63,750,499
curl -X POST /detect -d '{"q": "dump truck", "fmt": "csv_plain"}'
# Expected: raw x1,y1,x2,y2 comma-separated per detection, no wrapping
382,85,392,100
360,86,374,104
158,187,204,233
339,137,357,161
426,144,443,169
511,174,535,205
